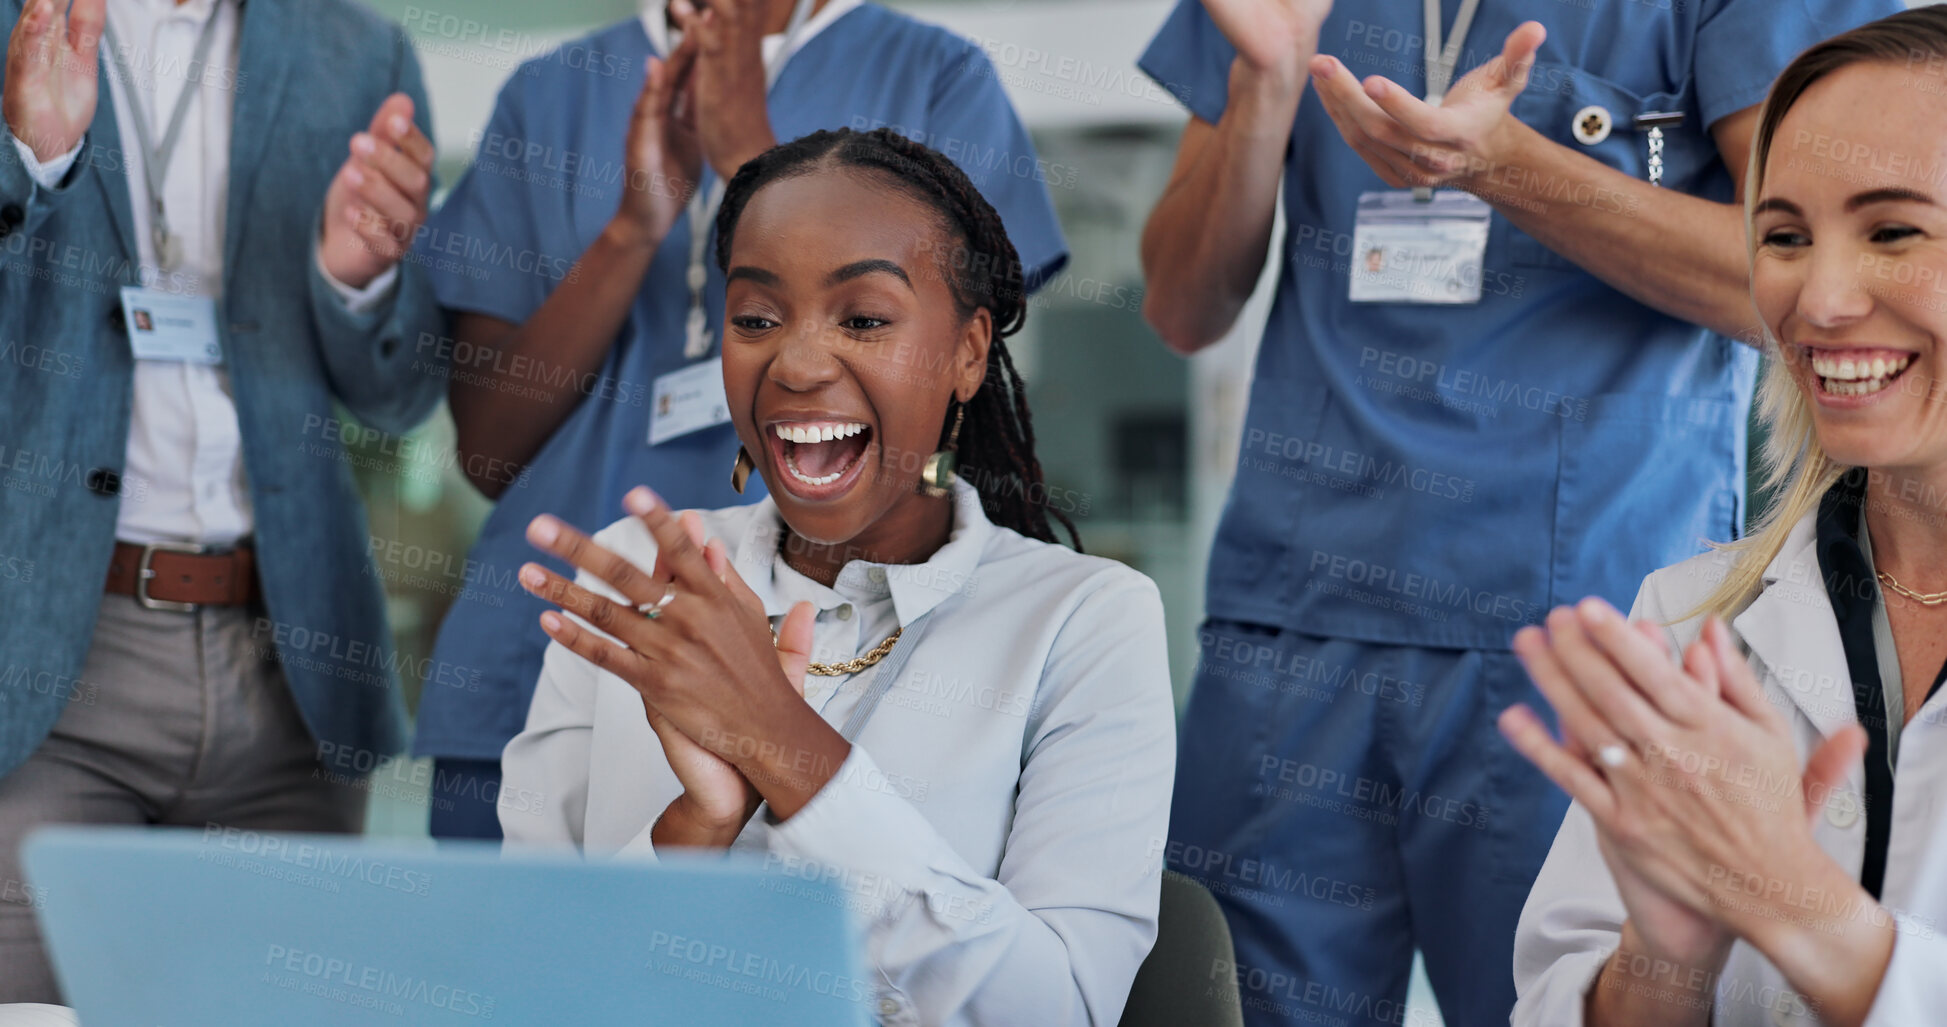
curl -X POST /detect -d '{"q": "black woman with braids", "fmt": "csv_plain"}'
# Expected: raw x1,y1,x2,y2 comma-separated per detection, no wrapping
499,128,1175,1026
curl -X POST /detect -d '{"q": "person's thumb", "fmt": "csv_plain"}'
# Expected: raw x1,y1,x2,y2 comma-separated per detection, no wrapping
1801,723,1867,820
775,601,815,698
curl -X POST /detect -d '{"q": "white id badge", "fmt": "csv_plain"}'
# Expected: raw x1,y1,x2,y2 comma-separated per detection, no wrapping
648,357,732,446
119,286,222,364
1348,190,1493,305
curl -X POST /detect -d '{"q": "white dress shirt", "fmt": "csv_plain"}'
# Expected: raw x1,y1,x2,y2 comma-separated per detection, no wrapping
502,480,1177,1027
10,0,391,546
1514,512,1947,1027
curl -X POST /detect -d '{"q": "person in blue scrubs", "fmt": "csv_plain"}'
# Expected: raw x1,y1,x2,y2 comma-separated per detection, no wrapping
411,0,1067,840
1137,1,1898,1024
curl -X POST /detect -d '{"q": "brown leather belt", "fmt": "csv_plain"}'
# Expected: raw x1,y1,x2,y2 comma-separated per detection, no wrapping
105,540,261,611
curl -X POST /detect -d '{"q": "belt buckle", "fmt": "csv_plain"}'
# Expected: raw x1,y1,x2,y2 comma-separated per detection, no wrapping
137,540,211,612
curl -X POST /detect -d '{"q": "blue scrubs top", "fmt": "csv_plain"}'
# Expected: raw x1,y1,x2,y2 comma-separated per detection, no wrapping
413,7,1069,762
1141,0,1898,651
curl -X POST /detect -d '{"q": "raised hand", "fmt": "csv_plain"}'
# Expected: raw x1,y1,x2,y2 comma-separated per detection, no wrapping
1203,0,1333,80
4,0,104,162
668,0,776,180
318,93,436,289
518,490,831,846
1310,21,1545,189
614,42,702,247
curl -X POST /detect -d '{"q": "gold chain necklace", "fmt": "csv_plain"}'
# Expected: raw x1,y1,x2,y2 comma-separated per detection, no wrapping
775,625,904,677
1878,570,1947,606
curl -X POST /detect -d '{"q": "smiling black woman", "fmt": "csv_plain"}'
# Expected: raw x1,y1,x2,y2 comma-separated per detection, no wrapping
498,128,1176,1026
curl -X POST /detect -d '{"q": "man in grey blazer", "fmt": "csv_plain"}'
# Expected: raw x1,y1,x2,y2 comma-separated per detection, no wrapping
0,0,446,1000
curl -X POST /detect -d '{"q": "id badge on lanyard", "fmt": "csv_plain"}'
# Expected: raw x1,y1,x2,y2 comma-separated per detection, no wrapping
1348,191,1492,305
1348,0,1491,306
120,286,223,364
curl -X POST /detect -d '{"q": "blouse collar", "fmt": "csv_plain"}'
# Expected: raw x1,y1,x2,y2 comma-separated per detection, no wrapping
729,478,993,628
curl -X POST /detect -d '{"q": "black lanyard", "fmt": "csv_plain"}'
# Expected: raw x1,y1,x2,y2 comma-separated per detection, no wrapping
1814,474,1947,899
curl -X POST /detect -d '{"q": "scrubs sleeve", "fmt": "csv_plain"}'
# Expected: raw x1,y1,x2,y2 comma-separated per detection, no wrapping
764,573,1176,1027
1137,0,1237,128
413,68,560,327
923,40,1069,288
1694,0,1908,130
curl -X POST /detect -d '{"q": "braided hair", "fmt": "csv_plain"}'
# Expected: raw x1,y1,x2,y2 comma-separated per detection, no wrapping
715,127,1079,550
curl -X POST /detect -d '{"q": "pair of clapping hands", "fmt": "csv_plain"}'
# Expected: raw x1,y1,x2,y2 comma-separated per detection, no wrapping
517,487,836,848
1204,0,1547,193
1501,599,1877,1007
616,0,785,246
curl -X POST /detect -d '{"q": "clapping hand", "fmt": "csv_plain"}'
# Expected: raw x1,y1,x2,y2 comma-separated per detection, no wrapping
4,0,104,163
318,94,436,289
518,487,829,845
1310,21,1545,190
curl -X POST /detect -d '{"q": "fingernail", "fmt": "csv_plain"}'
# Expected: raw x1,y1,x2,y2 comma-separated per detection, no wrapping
520,565,545,588
389,115,410,137
352,134,374,156
624,487,660,515
528,516,560,546
541,611,562,632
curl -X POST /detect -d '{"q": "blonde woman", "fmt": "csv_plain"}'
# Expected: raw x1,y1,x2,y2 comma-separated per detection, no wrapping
1504,8,1947,1026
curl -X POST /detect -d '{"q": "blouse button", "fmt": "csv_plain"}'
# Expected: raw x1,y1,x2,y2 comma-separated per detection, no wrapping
836,604,853,621
868,568,887,584
1824,792,1860,829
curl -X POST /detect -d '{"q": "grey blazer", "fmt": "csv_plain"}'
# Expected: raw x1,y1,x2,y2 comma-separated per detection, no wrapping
0,0,448,779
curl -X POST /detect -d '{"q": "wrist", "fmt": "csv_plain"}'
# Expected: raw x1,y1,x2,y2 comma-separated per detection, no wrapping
602,212,667,254
728,705,849,822
1229,50,1311,124
711,138,775,183
1618,917,1733,980
654,794,743,849
1742,855,1893,1004
1454,115,1537,197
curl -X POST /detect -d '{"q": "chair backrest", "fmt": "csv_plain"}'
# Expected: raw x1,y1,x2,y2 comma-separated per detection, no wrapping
1118,871,1245,1027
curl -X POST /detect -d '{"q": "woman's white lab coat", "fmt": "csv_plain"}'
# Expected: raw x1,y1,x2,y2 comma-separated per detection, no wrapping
1513,511,1947,1026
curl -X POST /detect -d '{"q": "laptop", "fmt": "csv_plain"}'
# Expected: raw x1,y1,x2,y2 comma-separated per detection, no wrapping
23,826,873,1027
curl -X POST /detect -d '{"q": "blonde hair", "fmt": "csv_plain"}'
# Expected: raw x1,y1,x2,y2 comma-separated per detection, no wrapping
1689,7,1947,621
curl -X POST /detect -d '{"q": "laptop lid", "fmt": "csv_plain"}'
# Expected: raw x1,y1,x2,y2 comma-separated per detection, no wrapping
23,826,873,1027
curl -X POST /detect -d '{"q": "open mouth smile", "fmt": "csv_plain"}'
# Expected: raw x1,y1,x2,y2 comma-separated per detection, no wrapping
766,419,874,500
1802,346,1917,399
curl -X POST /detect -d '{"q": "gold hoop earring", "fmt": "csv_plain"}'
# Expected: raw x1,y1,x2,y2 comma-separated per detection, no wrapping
730,446,756,494
921,405,965,498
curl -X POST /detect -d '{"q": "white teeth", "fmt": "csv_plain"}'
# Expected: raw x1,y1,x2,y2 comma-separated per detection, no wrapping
770,421,869,490
771,421,867,443
783,451,844,486
1808,350,1913,381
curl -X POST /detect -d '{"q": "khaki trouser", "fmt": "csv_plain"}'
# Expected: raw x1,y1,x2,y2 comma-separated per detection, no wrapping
0,593,365,1003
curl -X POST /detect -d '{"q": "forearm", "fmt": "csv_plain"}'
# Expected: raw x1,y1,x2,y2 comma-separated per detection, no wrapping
1141,57,1308,355
1460,120,1759,343
1584,922,1727,1027
1739,858,1893,1027
724,705,853,822
448,217,661,496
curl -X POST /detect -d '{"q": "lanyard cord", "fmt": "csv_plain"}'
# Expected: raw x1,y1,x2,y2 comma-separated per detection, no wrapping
101,11,227,269
1423,0,1483,105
